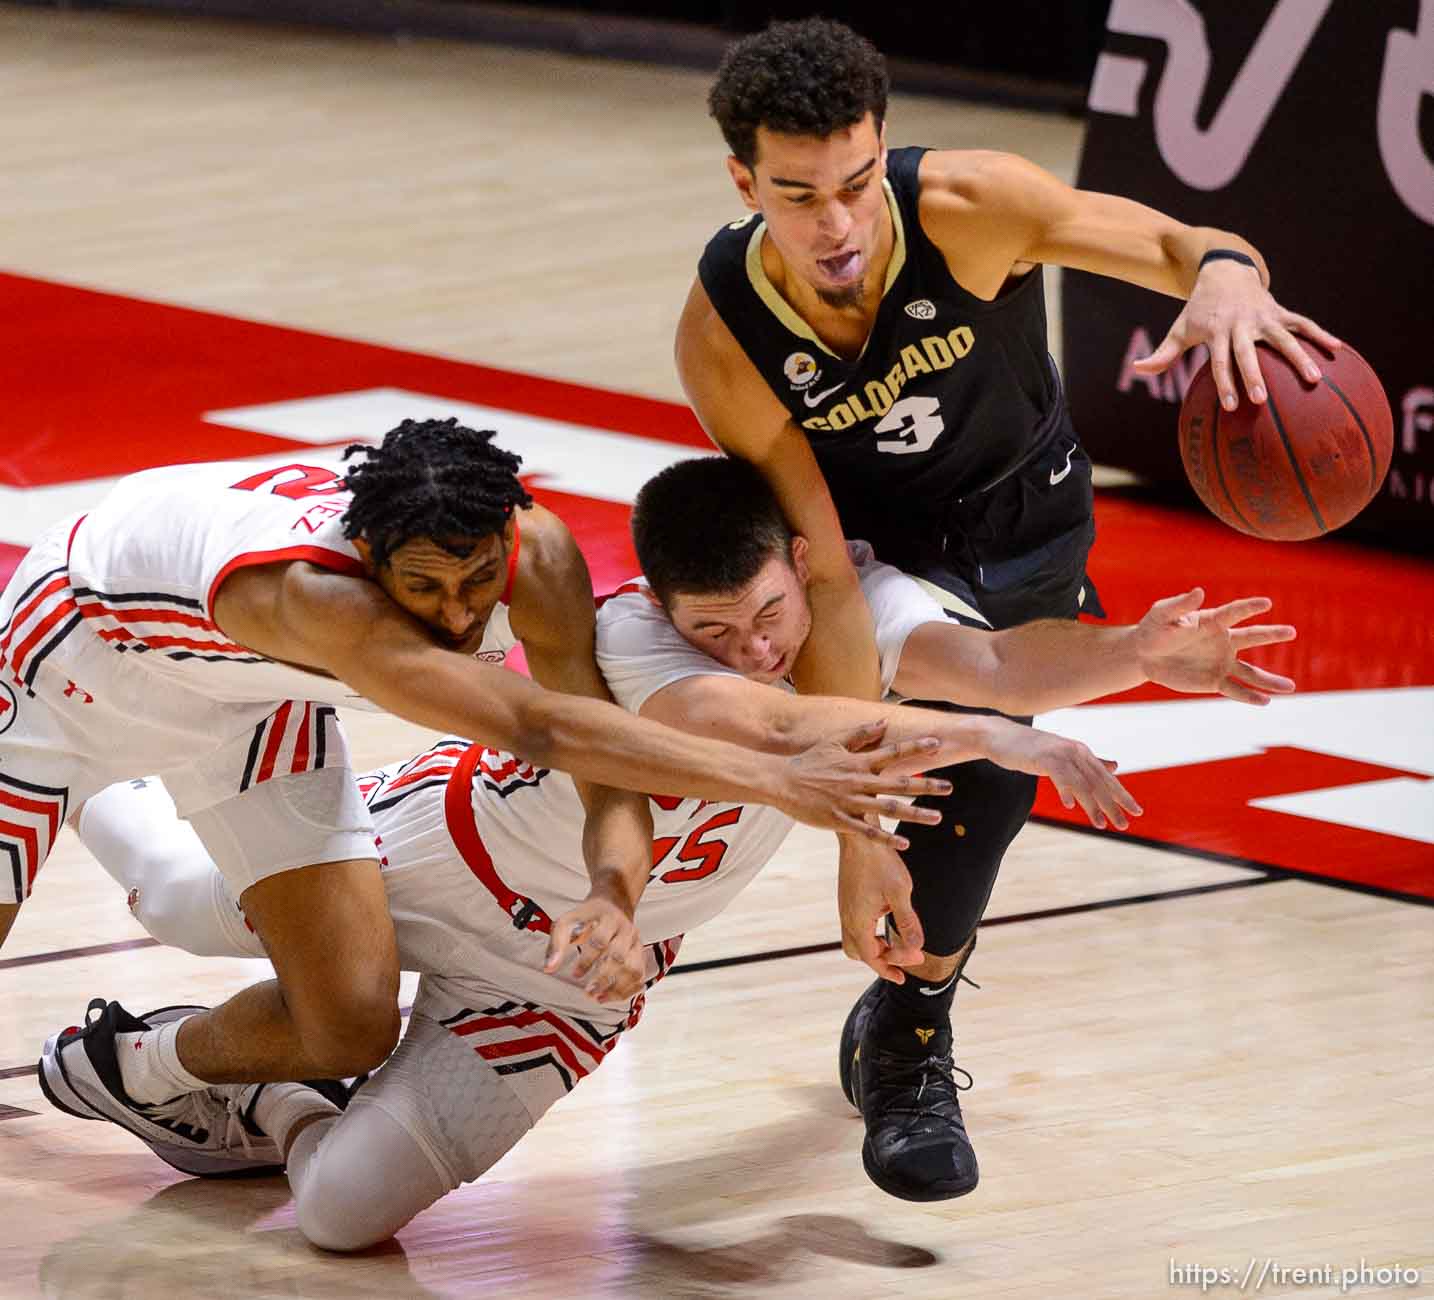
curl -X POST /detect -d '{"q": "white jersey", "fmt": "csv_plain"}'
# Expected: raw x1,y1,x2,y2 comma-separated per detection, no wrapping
362,544,946,1021
363,739,791,1019
595,540,945,713
65,459,519,709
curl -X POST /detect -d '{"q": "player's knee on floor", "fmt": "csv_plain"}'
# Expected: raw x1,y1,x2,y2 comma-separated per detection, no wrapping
290,1112,451,1253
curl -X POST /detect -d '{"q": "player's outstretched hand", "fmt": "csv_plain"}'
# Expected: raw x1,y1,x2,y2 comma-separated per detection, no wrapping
983,719,1142,831
544,893,646,1004
781,720,953,850
1135,588,1297,705
837,836,925,985
1132,259,1341,410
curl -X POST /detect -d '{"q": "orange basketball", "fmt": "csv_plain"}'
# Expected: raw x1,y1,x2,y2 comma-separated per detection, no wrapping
1178,342,1393,540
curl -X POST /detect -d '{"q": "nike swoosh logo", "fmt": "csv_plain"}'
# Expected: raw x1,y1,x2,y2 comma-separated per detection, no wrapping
1049,448,1075,486
918,972,959,996
802,382,846,408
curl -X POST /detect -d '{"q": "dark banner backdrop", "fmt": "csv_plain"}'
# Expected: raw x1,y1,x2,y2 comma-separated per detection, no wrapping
1064,0,1434,545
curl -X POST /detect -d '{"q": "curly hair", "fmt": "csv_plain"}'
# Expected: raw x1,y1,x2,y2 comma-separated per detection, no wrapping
341,418,533,569
631,456,794,605
708,18,889,168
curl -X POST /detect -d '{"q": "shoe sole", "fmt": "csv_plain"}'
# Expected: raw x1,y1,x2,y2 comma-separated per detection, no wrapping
38,1029,97,1121
860,1138,979,1202
38,1011,284,1179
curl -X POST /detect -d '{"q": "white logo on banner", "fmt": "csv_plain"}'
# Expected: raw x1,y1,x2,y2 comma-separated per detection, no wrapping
1088,0,1331,191
1088,0,1434,226
1377,1,1434,226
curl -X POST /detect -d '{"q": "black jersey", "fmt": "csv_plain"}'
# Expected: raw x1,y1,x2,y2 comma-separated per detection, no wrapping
698,145,1077,578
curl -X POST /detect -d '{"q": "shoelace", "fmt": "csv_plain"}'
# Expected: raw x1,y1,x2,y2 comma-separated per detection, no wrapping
144,1088,259,1157
874,1050,974,1121
218,1090,259,1158
144,1088,221,1144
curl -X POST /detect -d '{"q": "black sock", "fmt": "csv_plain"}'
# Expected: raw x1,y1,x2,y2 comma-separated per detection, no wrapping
883,967,960,1027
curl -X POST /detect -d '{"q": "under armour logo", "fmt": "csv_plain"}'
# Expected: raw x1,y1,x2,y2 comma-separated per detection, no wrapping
64,680,94,703
914,1027,935,1045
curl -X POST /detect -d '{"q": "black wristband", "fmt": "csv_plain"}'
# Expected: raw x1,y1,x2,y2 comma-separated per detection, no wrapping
1198,247,1258,272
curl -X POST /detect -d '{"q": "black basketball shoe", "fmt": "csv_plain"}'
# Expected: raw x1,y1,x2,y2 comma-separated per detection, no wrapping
839,979,978,1201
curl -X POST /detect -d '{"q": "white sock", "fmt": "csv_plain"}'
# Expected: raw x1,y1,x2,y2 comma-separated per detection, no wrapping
252,1082,341,1152
116,1015,210,1104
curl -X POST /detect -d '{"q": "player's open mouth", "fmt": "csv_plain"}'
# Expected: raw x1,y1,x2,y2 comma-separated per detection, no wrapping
817,250,861,283
761,650,790,678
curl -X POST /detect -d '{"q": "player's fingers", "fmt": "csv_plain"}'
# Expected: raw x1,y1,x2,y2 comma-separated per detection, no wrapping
1284,312,1342,356
875,797,943,824
840,718,889,753
1073,784,1107,829
1107,771,1144,821
1157,587,1205,616
1089,771,1128,830
1208,331,1237,411
866,940,908,985
888,897,925,965
1229,622,1296,649
1231,660,1296,694
1130,329,1184,374
1218,677,1271,706
544,921,587,972
1232,324,1265,404
860,735,943,775
845,815,911,852
1211,596,1273,628
845,923,904,984
1265,324,1321,384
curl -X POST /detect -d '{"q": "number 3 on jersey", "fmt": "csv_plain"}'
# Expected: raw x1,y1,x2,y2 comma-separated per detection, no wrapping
873,395,944,455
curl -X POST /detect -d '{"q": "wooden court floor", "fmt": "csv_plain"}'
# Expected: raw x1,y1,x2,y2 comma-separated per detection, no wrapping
1,10,1431,1298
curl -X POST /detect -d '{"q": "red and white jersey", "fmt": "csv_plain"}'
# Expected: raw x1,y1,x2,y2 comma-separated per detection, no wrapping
64,460,519,709
360,739,790,1016
595,539,948,715
360,546,947,1018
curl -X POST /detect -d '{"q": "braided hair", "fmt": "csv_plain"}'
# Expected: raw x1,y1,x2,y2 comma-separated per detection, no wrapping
341,418,533,568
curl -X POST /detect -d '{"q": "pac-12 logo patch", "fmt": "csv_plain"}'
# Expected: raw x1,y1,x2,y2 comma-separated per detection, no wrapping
0,680,16,736
904,299,936,320
783,351,821,389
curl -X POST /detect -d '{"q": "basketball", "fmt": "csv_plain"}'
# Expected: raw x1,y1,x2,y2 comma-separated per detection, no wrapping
1178,342,1393,540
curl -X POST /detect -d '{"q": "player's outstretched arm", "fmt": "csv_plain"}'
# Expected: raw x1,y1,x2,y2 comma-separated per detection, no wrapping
919,150,1341,410
213,562,947,846
641,673,1139,830
675,277,883,701
512,512,655,1004
891,589,1297,715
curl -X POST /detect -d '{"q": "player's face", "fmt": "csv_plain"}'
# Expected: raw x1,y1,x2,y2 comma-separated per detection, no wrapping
369,528,512,656
666,542,813,685
731,114,889,309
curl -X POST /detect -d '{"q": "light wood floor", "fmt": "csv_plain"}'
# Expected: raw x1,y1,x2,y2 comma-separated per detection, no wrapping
1,10,1430,1299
